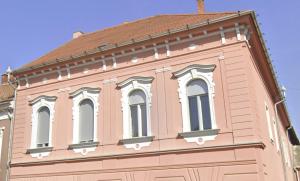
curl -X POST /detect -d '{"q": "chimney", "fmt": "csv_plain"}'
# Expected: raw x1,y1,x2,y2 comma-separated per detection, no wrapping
1,74,8,85
73,31,84,39
1,66,14,85
197,0,205,14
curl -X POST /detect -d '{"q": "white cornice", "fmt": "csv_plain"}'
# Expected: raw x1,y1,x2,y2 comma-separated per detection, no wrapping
117,76,154,88
29,96,57,105
173,64,216,78
69,87,101,98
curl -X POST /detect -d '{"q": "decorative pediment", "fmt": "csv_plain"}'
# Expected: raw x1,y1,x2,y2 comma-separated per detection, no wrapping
173,64,216,78
117,76,154,88
29,96,57,106
69,87,100,98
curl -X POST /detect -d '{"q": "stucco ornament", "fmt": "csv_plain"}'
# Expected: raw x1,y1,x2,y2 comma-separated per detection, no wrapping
69,87,100,155
124,142,152,151
173,64,218,145
117,76,154,150
73,147,96,156
29,96,57,158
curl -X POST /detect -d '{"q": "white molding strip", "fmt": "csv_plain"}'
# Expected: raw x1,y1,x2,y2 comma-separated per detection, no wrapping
235,23,241,41
0,128,4,162
153,44,159,60
220,27,226,44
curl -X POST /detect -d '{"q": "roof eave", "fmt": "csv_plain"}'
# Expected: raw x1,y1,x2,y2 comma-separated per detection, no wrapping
13,11,253,75
249,11,292,128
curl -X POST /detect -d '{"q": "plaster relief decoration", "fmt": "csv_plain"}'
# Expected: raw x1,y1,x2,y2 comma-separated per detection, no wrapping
188,44,197,50
28,96,57,158
117,76,154,150
69,87,100,155
173,64,219,145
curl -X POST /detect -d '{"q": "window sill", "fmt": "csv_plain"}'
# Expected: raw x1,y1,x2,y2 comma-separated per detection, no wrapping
119,136,154,150
178,129,220,138
26,147,53,154
119,136,154,145
68,141,99,150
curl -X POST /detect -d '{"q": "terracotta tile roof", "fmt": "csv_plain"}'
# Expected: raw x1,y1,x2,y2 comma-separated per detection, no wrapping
0,84,15,102
21,13,238,70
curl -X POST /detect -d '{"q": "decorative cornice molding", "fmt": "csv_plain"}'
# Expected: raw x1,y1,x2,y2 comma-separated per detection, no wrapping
29,96,57,105
10,141,265,167
15,24,246,83
69,87,100,98
172,64,216,78
117,76,154,88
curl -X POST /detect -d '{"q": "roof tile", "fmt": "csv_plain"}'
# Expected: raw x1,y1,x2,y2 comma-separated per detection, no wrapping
21,13,238,69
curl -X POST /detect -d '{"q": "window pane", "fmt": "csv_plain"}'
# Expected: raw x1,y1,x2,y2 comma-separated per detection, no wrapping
37,107,50,147
130,105,139,137
200,95,212,130
187,79,208,96
129,90,146,105
188,96,199,131
141,104,148,136
79,99,94,143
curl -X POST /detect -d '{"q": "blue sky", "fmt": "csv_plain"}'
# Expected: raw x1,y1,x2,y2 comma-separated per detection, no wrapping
0,0,299,133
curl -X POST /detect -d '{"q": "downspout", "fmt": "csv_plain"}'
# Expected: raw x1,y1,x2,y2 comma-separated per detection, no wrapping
6,81,17,181
274,96,288,181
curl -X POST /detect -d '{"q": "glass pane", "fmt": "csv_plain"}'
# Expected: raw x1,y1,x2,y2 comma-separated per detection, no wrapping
201,95,212,130
188,96,199,131
141,104,148,136
129,90,146,105
79,99,94,143
37,107,50,146
130,105,139,137
187,79,208,96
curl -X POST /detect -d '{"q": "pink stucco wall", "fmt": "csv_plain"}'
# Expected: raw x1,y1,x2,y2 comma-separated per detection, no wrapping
9,15,295,181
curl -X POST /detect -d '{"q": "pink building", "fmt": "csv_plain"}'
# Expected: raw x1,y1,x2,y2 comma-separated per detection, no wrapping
7,2,299,181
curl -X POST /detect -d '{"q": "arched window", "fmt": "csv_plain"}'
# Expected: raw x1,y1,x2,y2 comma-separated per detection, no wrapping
79,99,94,143
187,79,212,131
36,106,50,148
129,90,148,137
69,87,100,155
173,65,218,145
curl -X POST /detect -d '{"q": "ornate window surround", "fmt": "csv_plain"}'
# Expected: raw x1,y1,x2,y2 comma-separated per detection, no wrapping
0,127,4,162
28,96,57,159
173,64,219,145
69,87,100,155
117,76,154,150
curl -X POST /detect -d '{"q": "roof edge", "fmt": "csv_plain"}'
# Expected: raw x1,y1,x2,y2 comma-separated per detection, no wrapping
13,11,253,75
249,11,292,128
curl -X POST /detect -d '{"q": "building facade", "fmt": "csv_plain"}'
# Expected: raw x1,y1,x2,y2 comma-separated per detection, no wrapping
0,71,15,180
8,10,298,181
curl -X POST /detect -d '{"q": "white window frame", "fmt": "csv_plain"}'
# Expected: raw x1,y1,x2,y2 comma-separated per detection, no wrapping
29,96,56,158
173,64,217,145
117,77,153,150
129,90,148,138
69,87,100,155
265,103,274,143
0,127,4,162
